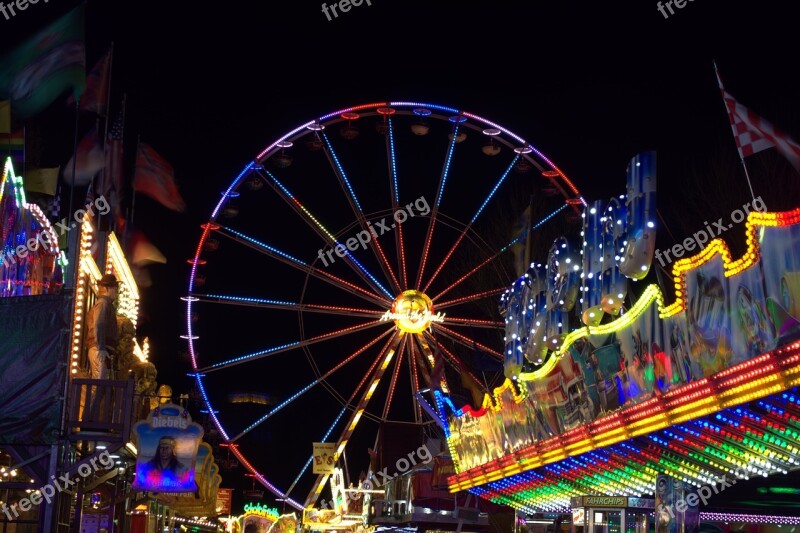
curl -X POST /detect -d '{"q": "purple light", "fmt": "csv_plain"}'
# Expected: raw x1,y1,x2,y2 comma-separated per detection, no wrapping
700,512,800,525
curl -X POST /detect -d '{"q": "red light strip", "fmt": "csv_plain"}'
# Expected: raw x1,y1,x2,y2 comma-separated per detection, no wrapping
435,287,507,309
447,342,800,491
432,323,504,360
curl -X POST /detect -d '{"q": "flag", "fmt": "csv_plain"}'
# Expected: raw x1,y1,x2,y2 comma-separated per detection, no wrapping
0,101,9,133
47,186,61,219
130,229,166,266
99,106,124,212
63,125,104,186
80,48,110,115
24,167,59,196
0,129,24,161
715,65,800,172
0,6,85,119
133,142,186,212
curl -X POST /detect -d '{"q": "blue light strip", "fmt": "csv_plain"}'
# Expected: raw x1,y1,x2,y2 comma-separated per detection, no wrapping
389,101,461,114
208,341,301,370
436,124,459,207
194,373,231,441
262,169,393,299
234,379,322,441
287,407,348,493
322,132,363,213
224,226,307,266
211,162,254,219
500,204,568,253
388,116,399,204
204,294,296,306
470,155,520,225
342,253,394,299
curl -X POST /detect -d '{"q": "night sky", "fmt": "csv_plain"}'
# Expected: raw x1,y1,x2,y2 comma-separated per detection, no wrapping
3,0,800,513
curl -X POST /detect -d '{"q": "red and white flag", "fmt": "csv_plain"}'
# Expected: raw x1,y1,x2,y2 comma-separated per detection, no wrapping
132,142,186,212
79,48,111,115
715,65,800,172
129,229,166,266
63,125,104,186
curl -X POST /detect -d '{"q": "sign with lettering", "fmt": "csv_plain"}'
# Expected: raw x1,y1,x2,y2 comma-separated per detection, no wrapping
132,403,203,492
313,442,337,474
583,496,627,507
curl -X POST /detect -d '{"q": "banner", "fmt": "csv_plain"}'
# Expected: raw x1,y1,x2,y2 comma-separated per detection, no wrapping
216,488,233,515
312,442,336,474
0,295,69,445
132,403,204,492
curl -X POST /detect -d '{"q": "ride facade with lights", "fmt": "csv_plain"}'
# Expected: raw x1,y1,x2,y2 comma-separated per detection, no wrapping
434,151,800,515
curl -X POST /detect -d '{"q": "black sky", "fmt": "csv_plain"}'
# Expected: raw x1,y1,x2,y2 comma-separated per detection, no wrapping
3,0,800,511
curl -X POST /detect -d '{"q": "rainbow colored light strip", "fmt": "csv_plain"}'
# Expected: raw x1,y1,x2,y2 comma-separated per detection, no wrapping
460,359,800,512
447,341,800,498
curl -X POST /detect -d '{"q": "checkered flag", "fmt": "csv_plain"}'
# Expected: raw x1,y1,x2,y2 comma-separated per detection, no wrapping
715,64,800,171
47,185,61,220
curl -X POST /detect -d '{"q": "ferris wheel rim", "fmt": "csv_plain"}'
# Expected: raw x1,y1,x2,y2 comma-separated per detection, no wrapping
183,99,585,511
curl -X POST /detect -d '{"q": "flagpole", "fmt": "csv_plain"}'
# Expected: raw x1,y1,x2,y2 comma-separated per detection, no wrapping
130,134,140,228
713,60,758,205
66,99,80,289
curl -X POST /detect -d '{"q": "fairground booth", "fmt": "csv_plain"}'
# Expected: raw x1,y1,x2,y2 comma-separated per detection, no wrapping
0,157,218,532
432,152,800,532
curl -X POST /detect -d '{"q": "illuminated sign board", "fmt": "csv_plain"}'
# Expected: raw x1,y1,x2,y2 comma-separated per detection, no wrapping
381,290,445,333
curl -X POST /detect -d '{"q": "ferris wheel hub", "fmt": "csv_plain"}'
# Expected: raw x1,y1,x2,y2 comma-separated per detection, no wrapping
380,290,445,334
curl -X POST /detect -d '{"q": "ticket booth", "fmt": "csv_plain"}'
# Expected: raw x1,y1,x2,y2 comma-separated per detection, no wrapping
570,496,654,533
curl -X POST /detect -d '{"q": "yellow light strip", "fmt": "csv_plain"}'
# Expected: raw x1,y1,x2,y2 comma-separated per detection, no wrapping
446,360,800,492
467,208,800,406
70,219,95,375
106,231,140,327
306,332,403,506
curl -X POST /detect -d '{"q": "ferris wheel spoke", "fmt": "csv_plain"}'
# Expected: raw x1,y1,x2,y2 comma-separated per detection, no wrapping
412,333,449,394
217,225,390,307
228,446,304,510
381,334,407,420
430,323,504,361
230,328,394,442
284,405,349,500
422,154,520,293
254,167,395,299
435,288,507,310
305,331,404,507
190,294,385,319
422,332,488,399
286,334,396,499
431,203,569,302
319,133,402,293
198,320,389,373
407,335,424,422
386,117,409,289
415,122,460,290
442,316,505,329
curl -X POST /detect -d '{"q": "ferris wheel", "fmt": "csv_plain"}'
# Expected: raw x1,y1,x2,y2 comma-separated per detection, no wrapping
183,101,584,511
